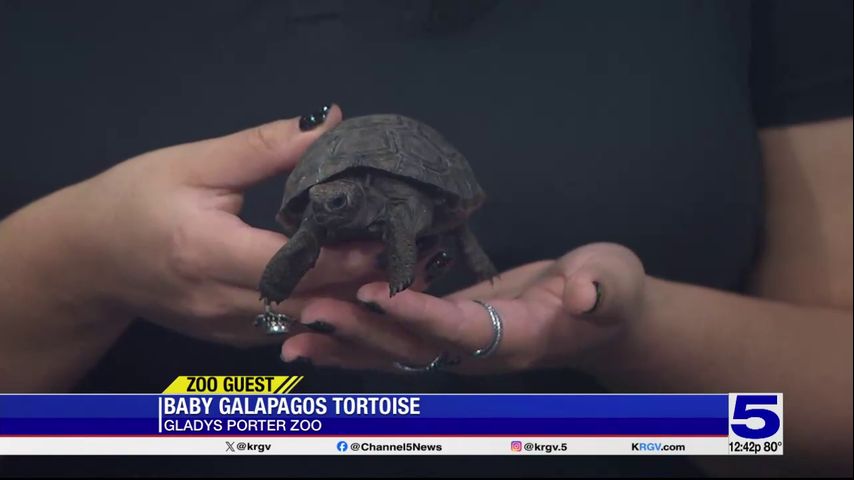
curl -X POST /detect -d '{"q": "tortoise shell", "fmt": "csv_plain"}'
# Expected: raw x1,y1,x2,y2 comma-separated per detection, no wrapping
278,114,485,232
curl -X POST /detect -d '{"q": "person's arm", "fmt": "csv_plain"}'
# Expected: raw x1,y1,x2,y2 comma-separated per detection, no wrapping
0,184,131,392
587,118,853,474
278,118,852,474
0,106,391,392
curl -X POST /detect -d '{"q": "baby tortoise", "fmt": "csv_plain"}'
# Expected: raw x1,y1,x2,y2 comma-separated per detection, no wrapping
259,114,496,303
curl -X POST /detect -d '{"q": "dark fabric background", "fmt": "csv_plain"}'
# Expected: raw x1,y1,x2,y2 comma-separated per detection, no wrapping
0,0,850,476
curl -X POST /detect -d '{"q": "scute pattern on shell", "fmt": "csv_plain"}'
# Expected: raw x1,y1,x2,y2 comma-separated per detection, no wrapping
280,115,485,223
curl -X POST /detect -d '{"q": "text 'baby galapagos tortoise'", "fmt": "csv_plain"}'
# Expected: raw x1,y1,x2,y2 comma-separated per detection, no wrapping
259,114,497,304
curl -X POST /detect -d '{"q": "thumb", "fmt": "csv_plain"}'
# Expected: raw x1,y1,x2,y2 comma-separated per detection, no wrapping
184,104,343,189
558,243,646,323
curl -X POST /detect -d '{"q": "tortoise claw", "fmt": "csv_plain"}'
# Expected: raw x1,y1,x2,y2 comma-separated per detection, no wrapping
388,275,414,297
259,280,289,305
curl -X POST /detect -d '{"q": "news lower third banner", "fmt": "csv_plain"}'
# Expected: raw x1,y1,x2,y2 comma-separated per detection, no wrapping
0,376,783,455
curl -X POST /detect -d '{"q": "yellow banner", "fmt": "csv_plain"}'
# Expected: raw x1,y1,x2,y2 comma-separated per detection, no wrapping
162,376,303,394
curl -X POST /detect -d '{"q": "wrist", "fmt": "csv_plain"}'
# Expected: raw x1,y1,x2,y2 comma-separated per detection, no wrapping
7,183,131,326
0,186,132,391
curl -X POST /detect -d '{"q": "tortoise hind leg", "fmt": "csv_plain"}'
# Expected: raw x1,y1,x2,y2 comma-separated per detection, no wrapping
380,183,436,297
453,224,498,283
259,224,322,304
383,209,419,297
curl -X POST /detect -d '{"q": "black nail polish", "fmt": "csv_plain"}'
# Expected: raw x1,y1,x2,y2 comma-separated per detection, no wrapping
359,300,385,314
288,356,313,367
584,281,603,314
304,320,336,334
425,250,453,283
299,105,331,131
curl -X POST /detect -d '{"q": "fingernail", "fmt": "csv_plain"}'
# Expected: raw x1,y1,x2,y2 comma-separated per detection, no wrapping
358,300,385,314
299,104,331,131
425,250,453,283
304,319,336,334
584,281,603,314
283,355,313,367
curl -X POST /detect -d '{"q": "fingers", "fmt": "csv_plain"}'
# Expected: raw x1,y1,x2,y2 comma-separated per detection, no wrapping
165,318,283,350
563,276,601,316
183,104,343,190
186,284,306,321
279,244,647,375
282,333,482,374
195,218,453,302
187,214,385,293
294,287,558,374
406,242,457,292
446,260,555,301
355,283,538,357
153,284,309,349
557,243,646,322
220,230,451,299
305,241,386,293
297,297,438,362
281,334,396,371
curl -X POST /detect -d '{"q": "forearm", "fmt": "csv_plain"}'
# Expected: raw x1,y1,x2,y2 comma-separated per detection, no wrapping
587,277,852,473
0,185,131,392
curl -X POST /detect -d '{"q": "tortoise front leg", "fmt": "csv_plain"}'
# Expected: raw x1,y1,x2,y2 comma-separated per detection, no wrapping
259,223,322,304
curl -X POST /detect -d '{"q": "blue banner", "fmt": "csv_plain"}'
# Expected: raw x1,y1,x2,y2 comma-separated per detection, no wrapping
0,394,729,436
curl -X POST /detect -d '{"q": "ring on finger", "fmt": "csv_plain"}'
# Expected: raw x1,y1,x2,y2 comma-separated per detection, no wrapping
393,352,460,373
472,300,503,358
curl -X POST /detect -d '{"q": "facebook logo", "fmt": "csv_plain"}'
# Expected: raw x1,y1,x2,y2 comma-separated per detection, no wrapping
337,441,348,452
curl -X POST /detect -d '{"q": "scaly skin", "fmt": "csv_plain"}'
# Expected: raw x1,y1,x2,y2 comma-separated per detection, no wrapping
260,171,493,301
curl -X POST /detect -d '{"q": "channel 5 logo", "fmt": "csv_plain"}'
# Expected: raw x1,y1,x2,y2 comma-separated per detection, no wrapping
510,441,523,452
728,393,783,440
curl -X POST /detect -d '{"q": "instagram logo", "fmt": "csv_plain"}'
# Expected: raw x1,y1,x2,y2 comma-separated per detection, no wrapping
511,441,522,452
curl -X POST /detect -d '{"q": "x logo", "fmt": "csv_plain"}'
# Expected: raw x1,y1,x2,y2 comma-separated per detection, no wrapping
225,441,235,452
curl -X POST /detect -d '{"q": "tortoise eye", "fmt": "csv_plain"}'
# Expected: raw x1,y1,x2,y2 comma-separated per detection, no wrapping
327,194,348,210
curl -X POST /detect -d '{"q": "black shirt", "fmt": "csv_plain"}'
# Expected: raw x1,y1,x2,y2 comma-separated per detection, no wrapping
1,0,851,476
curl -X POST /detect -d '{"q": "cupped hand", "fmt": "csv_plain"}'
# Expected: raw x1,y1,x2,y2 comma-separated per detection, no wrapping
60,105,395,347
280,243,647,373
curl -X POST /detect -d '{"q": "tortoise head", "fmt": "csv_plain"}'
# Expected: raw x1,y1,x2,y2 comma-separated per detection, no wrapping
307,177,376,230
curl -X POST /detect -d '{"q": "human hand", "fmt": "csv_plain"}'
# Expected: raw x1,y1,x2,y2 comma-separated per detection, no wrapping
280,243,647,373
47,105,401,347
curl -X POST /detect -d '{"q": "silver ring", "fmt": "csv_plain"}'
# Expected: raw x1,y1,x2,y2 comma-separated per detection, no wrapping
254,302,295,335
393,353,460,373
472,300,503,358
